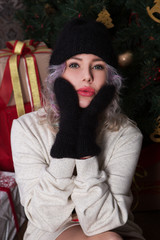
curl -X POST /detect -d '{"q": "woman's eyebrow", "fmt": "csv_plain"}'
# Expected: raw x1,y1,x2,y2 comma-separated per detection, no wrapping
93,58,104,62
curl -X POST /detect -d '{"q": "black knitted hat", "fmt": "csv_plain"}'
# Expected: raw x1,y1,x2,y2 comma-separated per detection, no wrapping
50,18,117,67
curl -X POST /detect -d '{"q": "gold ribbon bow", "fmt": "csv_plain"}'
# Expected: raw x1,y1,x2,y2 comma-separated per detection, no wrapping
0,40,51,117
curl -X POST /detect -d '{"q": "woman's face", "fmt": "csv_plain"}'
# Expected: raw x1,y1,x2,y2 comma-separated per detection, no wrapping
62,53,107,108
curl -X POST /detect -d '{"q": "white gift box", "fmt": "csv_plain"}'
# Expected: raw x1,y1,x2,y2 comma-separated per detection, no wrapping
0,171,26,240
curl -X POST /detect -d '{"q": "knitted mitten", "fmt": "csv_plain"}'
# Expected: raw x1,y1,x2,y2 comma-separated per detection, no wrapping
50,77,79,158
77,85,115,158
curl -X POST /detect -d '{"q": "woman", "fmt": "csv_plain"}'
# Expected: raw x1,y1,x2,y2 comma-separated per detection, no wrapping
11,18,145,240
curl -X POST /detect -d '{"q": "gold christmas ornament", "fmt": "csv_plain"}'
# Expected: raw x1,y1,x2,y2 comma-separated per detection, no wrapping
45,3,55,15
150,116,160,142
118,51,133,67
96,8,114,29
147,0,160,23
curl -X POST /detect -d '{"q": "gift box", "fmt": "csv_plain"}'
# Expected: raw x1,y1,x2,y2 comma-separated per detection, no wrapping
0,171,26,240
132,143,160,211
0,40,52,171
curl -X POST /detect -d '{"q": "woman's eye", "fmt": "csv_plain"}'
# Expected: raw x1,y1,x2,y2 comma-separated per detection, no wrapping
93,64,104,70
69,63,79,68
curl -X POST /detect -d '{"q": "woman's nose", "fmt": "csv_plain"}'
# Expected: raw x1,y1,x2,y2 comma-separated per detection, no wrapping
82,68,93,83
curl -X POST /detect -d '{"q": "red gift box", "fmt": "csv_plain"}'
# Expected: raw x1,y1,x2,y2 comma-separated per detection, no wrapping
0,171,26,240
0,40,52,171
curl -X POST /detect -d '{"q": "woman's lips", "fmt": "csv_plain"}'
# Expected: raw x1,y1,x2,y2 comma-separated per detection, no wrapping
77,87,95,97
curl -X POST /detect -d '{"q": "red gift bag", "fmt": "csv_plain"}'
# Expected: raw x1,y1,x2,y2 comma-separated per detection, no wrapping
132,143,160,211
0,98,32,172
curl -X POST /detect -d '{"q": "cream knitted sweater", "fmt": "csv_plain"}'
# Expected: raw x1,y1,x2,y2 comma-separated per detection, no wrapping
11,109,145,240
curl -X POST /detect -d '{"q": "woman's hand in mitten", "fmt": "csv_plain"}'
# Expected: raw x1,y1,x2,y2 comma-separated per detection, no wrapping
50,77,79,158
77,84,116,158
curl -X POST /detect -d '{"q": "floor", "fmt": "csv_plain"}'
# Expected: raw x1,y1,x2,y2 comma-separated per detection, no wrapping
14,210,160,240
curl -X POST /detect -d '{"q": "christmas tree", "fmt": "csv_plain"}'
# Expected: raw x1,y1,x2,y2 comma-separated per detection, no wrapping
15,0,160,143
112,0,160,143
15,0,65,47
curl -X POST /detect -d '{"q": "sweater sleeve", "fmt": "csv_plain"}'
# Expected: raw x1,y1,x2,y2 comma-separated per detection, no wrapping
71,125,143,236
11,119,75,232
